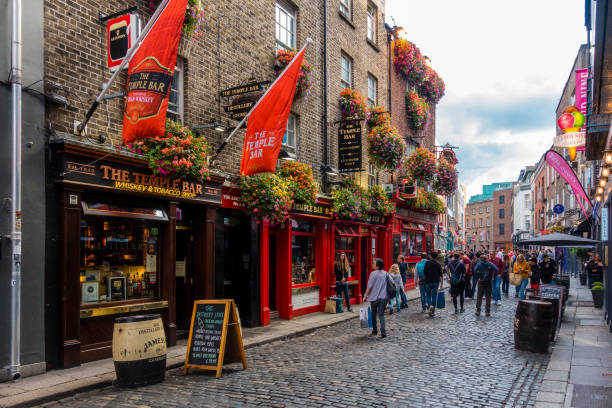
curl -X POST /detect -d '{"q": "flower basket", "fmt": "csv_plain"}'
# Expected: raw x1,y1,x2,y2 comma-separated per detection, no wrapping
592,283,604,308
368,185,394,215
393,39,427,86
405,147,436,184
276,161,318,205
419,66,445,104
275,49,312,101
123,119,210,181
178,35,195,58
432,159,458,196
405,91,429,131
239,173,294,225
339,88,367,120
368,125,406,172
366,106,391,128
332,178,369,219
405,188,445,214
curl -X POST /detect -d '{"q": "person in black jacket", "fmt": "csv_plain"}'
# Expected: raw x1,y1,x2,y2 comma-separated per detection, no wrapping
528,257,541,292
334,252,353,312
540,254,556,284
397,255,409,309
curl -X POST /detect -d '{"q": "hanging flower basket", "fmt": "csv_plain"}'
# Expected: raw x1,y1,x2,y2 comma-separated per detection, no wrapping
332,177,369,219
366,105,391,128
368,125,406,172
420,66,445,104
275,49,312,101
405,91,429,131
239,173,294,225
393,39,427,86
339,88,367,120
122,119,210,181
276,161,318,205
368,185,394,215
405,146,436,184
405,188,445,214
432,159,458,196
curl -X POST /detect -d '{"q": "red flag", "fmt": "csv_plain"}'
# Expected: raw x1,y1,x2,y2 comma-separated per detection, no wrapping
239,47,306,176
122,0,188,143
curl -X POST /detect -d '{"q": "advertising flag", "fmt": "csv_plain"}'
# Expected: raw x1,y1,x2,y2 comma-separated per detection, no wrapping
122,0,188,143
545,150,592,219
239,47,306,176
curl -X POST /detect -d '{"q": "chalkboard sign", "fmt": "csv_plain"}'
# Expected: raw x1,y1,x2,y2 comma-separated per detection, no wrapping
184,299,247,378
538,285,564,327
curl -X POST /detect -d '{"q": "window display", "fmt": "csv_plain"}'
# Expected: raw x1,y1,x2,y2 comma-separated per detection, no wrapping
291,220,316,285
80,219,160,304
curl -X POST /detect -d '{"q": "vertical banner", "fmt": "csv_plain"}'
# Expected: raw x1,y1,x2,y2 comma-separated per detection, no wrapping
545,150,592,219
602,207,609,241
338,120,362,172
575,68,589,124
239,47,306,176
122,0,188,143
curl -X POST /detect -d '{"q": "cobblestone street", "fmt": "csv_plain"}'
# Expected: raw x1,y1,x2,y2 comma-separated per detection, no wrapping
44,293,549,408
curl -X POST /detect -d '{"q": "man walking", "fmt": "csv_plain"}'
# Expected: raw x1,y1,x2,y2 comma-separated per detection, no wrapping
364,258,389,338
416,253,429,312
397,255,409,309
462,252,473,300
473,254,498,317
424,251,444,317
490,251,504,306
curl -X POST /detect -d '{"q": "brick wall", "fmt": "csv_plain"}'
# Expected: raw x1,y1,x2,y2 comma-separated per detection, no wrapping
465,199,493,251
492,188,513,250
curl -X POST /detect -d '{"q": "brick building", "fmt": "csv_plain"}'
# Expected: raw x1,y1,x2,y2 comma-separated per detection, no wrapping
492,187,513,250
465,199,493,252
532,157,547,234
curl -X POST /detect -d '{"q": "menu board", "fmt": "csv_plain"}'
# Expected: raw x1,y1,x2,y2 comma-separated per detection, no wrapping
538,284,564,327
184,299,247,378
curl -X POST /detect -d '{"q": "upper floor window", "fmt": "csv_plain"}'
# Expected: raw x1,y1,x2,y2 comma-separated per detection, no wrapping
499,209,505,219
367,74,377,107
276,2,296,50
167,59,184,123
499,195,504,204
499,224,505,235
486,217,490,227
366,4,376,42
472,219,476,228
479,207,483,214
341,53,352,89
282,113,297,149
479,218,483,227
472,208,476,215
340,0,351,19
368,163,376,187
486,206,491,213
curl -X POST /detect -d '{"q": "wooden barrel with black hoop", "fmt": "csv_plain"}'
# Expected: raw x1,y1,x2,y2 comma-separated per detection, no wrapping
529,295,559,341
112,314,166,387
514,300,553,353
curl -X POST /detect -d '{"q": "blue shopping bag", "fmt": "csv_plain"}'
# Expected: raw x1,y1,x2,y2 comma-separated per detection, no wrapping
360,306,373,329
436,291,446,309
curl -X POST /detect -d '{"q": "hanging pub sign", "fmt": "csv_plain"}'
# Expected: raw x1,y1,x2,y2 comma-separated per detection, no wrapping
219,80,268,98
338,120,362,173
106,13,139,69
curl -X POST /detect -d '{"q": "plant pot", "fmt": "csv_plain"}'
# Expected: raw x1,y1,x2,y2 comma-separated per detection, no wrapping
579,273,587,286
592,289,604,308
178,34,195,58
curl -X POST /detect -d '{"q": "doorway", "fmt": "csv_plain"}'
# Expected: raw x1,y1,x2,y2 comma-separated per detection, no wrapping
175,227,194,337
269,233,278,319
361,237,368,296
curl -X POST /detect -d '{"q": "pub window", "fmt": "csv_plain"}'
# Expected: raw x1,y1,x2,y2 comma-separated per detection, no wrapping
367,74,377,107
368,163,376,187
341,53,352,89
339,0,351,19
367,4,376,42
276,1,296,50
499,208,505,218
283,113,297,149
167,59,183,123
499,224,505,235
80,216,162,304
291,220,316,285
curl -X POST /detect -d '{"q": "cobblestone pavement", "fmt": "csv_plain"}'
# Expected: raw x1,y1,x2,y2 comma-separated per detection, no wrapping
43,294,549,408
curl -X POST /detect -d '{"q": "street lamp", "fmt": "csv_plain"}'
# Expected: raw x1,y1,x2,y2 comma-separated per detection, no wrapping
603,165,611,178
600,177,608,187
604,150,612,164
597,186,604,195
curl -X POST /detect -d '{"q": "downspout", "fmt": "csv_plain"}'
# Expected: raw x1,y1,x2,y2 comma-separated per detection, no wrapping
322,0,328,165
387,29,392,115
9,0,23,381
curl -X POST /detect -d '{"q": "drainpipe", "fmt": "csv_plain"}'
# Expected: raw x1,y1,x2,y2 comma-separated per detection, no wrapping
322,0,328,166
9,0,23,382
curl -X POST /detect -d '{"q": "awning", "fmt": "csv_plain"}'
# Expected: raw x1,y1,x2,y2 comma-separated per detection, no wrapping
82,202,168,221
335,225,360,237
518,232,599,247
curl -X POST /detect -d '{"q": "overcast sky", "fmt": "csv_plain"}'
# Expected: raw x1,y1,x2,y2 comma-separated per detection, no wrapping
386,0,587,200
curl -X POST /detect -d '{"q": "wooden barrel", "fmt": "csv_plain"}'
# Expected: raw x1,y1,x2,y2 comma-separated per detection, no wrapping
112,314,166,387
529,295,559,341
514,300,553,353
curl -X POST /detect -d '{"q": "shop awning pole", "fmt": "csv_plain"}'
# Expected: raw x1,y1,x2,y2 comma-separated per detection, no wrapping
9,0,23,382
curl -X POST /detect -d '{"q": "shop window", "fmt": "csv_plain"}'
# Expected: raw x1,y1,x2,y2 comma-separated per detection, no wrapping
167,59,183,123
341,52,352,89
426,235,432,253
334,236,356,277
292,234,316,285
367,74,377,107
416,233,423,254
283,113,297,149
400,230,408,255
80,218,160,304
276,1,296,50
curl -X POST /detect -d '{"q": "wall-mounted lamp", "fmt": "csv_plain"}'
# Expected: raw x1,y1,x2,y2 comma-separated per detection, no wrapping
605,150,612,164
320,164,339,176
278,149,296,161
596,195,602,202
600,177,608,187
603,165,610,178
192,119,226,132
597,186,604,195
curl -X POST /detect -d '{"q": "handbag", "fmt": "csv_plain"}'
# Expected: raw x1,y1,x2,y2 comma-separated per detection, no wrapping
386,274,397,298
325,299,337,314
509,272,523,286
360,306,372,329
436,291,446,309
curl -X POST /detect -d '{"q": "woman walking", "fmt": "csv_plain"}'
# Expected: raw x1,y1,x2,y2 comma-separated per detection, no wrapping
388,264,403,314
502,253,511,296
513,254,531,299
334,252,353,312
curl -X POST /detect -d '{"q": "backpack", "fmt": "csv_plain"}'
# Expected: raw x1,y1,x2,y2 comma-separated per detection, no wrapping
478,262,493,282
386,274,397,298
416,260,427,279
449,261,464,286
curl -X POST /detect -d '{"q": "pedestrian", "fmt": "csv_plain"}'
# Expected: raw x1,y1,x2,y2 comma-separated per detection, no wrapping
502,253,511,296
363,258,389,338
462,252,473,300
490,251,504,306
540,254,555,285
416,253,429,312
471,254,481,299
473,254,497,317
448,253,466,313
334,252,353,312
528,257,540,292
397,255,409,309
388,264,403,314
513,254,531,299
424,251,444,317
586,253,604,287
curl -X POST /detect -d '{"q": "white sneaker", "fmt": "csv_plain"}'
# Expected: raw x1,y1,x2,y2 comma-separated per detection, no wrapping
465,297,472,300
497,300,502,305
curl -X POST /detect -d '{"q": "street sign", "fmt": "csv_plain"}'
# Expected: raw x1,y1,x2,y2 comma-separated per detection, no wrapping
553,204,564,214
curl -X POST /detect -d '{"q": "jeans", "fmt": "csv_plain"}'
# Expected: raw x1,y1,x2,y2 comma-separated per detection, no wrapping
471,276,478,298
476,280,492,314
370,299,387,335
399,288,408,307
335,282,351,311
492,276,501,302
418,280,428,310
451,283,465,311
425,282,439,311
502,274,509,294
464,276,473,298
389,291,401,311
519,278,529,299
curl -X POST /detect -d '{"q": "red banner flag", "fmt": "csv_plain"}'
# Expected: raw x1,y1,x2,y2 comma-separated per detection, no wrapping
239,47,306,176
122,0,188,143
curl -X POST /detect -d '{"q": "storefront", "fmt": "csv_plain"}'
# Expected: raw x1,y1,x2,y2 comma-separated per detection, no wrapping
49,140,222,368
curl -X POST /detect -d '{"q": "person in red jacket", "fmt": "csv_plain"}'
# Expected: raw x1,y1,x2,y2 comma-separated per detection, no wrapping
490,251,504,306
